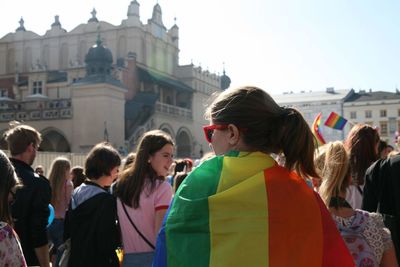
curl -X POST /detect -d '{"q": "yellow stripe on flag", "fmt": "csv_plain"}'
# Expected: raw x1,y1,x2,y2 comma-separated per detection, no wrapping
209,172,269,267
216,151,275,193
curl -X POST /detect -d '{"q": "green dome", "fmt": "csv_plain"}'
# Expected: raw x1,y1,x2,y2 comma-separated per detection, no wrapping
85,37,113,76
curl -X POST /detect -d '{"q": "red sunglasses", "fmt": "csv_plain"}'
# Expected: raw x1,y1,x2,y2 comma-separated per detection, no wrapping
203,124,229,143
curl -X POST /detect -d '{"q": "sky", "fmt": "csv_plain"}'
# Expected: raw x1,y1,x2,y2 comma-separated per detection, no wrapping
1,0,400,95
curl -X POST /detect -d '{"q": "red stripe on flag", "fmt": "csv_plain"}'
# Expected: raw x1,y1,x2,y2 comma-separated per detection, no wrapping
313,192,355,267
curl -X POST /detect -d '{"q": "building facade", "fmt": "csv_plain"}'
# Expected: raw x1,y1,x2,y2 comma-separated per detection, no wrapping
343,90,400,147
0,1,230,158
273,87,354,143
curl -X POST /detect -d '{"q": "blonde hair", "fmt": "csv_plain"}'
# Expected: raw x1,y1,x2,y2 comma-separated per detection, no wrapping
315,141,350,207
313,144,329,188
48,157,71,205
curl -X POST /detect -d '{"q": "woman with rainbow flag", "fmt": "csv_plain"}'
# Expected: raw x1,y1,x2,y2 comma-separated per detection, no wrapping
153,86,354,267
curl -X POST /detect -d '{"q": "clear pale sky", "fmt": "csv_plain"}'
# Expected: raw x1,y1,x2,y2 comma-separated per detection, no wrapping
1,0,400,95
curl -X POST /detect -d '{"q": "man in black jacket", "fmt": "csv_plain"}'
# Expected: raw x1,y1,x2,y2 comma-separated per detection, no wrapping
362,154,400,262
4,122,51,267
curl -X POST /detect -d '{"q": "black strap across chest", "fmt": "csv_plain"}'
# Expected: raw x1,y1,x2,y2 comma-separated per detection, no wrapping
329,196,352,209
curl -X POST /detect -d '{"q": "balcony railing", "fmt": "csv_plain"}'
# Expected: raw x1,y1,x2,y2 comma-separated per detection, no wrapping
155,101,192,119
0,99,73,121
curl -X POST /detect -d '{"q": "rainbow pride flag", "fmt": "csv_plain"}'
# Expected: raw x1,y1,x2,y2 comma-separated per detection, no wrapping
153,152,354,267
311,112,326,147
324,112,348,130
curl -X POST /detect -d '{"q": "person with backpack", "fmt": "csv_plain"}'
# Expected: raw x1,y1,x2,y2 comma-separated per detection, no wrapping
316,141,397,266
64,142,121,267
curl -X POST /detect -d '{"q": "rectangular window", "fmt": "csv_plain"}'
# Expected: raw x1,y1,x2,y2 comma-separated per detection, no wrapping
350,111,357,119
32,81,43,95
398,109,400,117
380,121,388,136
0,89,7,97
380,109,387,117
365,110,372,118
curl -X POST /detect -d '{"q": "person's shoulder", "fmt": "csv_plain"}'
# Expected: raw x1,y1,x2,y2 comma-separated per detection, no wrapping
157,179,172,190
388,154,400,167
0,221,7,230
188,155,221,179
356,210,384,224
66,180,74,188
0,222,15,238
33,173,50,187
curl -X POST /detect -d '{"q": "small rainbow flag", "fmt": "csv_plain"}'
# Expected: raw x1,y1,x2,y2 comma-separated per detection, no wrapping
311,112,326,147
324,112,347,130
153,152,354,267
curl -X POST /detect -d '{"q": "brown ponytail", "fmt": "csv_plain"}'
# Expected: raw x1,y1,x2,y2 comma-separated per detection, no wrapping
279,107,318,178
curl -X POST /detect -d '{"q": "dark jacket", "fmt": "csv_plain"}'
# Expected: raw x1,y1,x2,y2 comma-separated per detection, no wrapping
64,181,120,267
10,158,51,266
362,155,400,261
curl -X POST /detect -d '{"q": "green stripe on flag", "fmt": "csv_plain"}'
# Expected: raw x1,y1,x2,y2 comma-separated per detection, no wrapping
166,156,223,266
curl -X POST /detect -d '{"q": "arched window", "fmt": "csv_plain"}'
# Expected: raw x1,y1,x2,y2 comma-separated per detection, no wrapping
40,129,71,152
176,129,192,158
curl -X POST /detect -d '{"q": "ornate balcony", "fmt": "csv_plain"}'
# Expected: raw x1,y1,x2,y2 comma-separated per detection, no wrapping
155,101,192,120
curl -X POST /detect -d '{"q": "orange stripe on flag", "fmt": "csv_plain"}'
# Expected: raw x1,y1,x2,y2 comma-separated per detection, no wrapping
264,166,323,266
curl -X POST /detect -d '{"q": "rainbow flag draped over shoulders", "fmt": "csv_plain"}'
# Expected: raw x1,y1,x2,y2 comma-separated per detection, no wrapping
311,112,326,147
153,152,354,267
324,112,348,130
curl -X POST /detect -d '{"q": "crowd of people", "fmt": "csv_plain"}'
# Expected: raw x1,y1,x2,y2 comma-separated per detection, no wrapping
0,86,399,266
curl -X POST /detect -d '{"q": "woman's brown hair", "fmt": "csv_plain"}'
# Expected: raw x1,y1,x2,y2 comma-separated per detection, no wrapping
344,124,379,185
0,150,19,225
206,86,318,178
115,130,174,208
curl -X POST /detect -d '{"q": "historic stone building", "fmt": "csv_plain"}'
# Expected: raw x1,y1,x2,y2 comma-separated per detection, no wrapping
0,1,230,158
343,90,400,146
274,88,400,147
273,87,354,142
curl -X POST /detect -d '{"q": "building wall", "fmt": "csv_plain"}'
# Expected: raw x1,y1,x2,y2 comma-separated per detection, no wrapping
274,94,348,142
343,99,400,147
0,11,179,77
71,83,126,152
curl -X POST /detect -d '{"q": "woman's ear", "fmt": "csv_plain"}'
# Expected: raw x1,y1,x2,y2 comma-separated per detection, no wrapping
227,124,240,145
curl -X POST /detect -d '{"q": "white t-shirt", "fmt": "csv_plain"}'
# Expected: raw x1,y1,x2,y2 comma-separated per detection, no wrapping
346,184,364,210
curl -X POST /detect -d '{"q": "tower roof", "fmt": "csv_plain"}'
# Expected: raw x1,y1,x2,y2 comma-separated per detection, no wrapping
85,36,113,65
220,70,231,90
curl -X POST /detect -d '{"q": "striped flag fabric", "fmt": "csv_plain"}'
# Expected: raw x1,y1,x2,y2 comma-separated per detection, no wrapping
324,112,348,130
153,151,354,267
311,112,326,146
